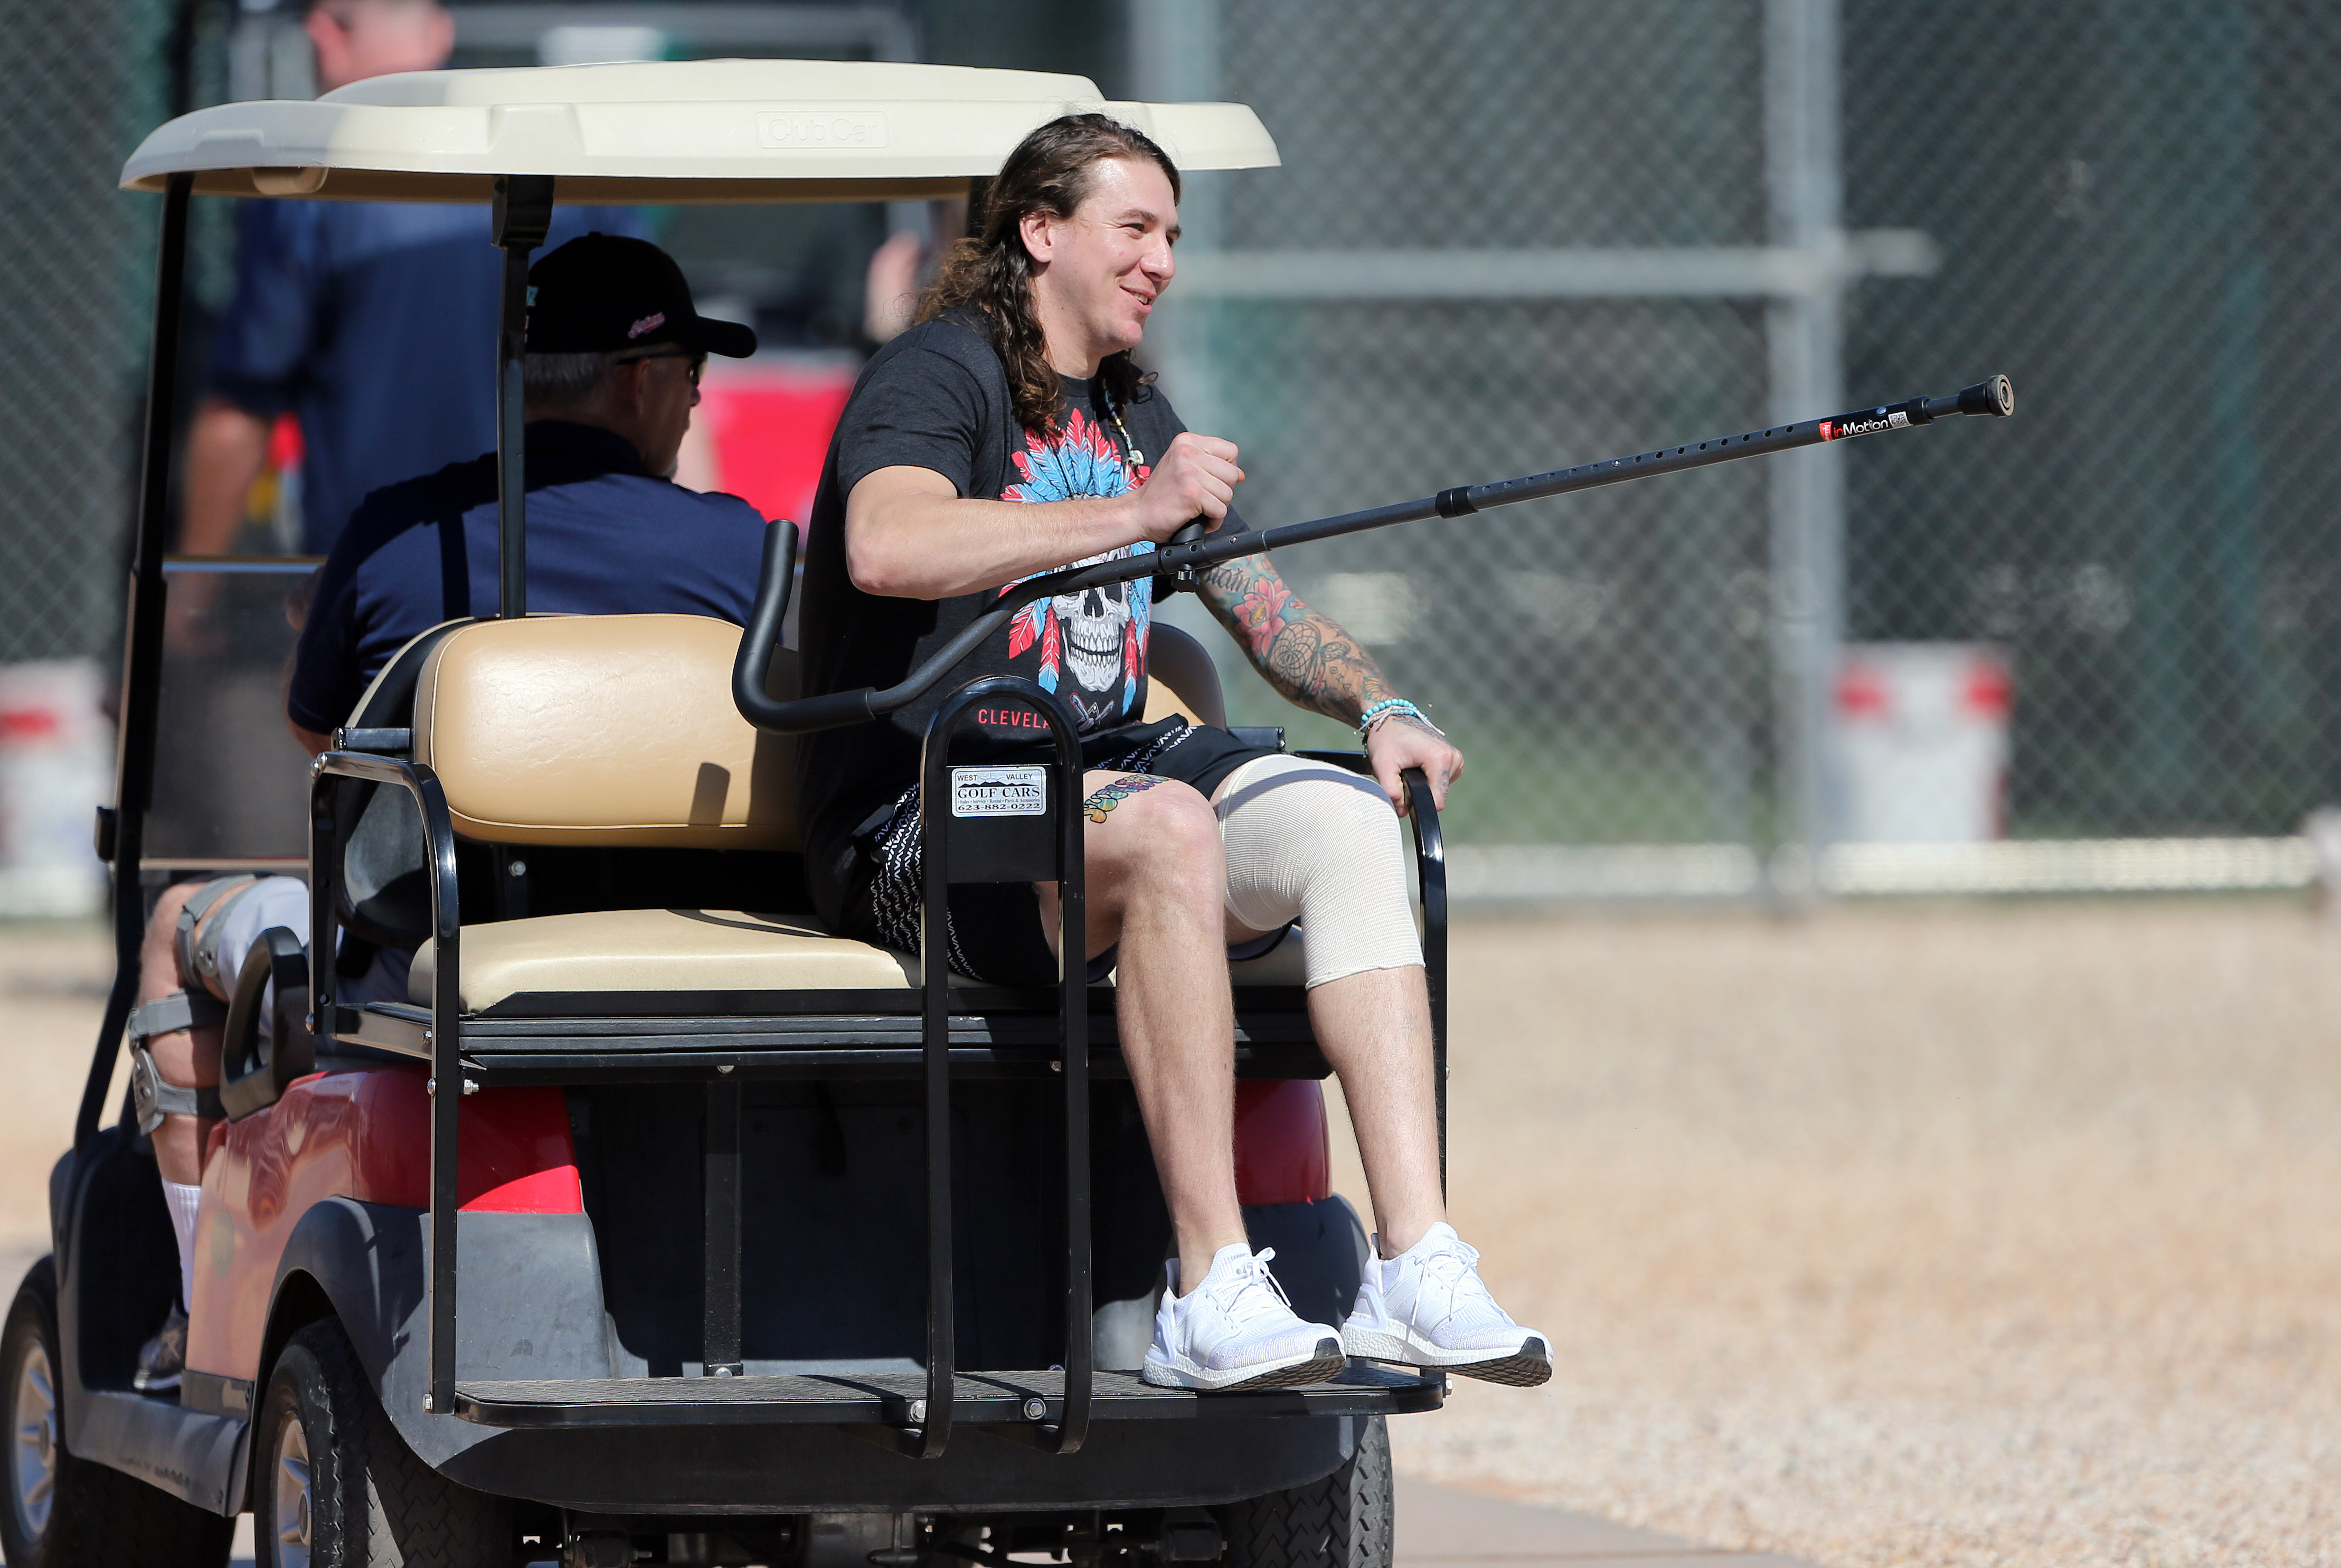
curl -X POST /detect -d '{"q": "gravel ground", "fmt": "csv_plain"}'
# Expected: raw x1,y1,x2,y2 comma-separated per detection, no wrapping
0,925,119,1246
1327,900,2341,1568
0,904,2334,1566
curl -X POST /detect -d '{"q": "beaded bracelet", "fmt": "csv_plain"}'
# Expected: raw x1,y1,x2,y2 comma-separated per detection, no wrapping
1357,698,1442,743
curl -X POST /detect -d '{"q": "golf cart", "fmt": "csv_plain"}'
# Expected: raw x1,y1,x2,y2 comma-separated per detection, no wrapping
8,51,2015,1568
8,59,1433,1568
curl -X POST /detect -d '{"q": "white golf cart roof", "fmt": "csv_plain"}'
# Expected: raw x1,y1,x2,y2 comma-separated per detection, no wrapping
119,57,1278,204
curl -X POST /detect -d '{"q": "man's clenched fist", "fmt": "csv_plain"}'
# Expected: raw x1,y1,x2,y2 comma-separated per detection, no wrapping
1128,431,1244,543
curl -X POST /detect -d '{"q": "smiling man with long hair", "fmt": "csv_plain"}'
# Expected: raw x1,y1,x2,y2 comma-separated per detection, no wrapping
798,115,1550,1393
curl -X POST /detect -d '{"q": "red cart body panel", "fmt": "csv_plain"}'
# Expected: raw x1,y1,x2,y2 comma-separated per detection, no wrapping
185,1067,578,1384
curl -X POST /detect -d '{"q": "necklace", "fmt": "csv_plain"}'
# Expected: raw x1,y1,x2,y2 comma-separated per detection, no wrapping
1103,398,1144,478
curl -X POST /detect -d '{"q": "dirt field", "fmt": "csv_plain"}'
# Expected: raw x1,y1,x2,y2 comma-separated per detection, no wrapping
0,926,121,1251
1329,900,2341,1568
1,903,2334,1567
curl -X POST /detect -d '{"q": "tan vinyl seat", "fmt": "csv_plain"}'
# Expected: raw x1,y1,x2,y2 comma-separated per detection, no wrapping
414,613,800,849
403,615,905,1008
410,909,913,1010
408,906,1311,1012
401,614,1287,1013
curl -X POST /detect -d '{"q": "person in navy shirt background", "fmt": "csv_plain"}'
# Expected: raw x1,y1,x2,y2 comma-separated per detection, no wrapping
287,232,768,746
180,0,642,565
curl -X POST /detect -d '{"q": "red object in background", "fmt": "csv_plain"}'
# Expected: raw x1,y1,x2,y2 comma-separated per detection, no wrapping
697,358,859,526
267,411,304,471
1836,662,1890,718
1232,1079,1332,1206
0,710,60,741
1841,651,2014,724
1964,658,2014,720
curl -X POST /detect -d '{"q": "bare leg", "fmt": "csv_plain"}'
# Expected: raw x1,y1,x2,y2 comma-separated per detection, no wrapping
138,882,223,1187
1036,772,1248,1292
1305,967,1446,1257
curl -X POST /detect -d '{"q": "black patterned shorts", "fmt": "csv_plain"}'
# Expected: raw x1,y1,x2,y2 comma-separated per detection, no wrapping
838,719,1276,986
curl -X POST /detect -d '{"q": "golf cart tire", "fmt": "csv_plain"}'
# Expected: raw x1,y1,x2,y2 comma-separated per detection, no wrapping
256,1317,510,1568
0,1257,234,1568
1215,1414,1393,1568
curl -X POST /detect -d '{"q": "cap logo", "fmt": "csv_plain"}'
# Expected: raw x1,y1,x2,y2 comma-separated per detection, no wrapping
628,311,667,339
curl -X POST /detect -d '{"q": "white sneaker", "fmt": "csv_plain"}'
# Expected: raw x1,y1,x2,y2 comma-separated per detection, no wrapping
1142,1244,1348,1391
1341,1223,1552,1387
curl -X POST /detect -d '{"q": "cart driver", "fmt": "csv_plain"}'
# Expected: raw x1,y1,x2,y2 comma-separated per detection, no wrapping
125,232,766,1393
799,116,1552,1393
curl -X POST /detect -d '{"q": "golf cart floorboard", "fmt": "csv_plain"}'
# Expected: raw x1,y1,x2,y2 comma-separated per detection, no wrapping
452,1365,1441,1428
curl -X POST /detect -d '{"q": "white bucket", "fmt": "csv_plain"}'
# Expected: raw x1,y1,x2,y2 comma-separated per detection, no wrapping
1836,644,2012,844
0,660,113,917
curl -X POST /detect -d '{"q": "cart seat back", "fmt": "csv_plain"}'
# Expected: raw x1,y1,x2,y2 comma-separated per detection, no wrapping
413,613,799,851
410,615,1225,853
393,617,1294,1011
1142,620,1225,729
345,617,473,732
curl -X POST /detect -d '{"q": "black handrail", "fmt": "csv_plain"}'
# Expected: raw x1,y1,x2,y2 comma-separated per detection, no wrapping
731,378,2014,739
903,677,1092,1459
215,927,313,1122
729,521,804,720
1401,770,1447,1194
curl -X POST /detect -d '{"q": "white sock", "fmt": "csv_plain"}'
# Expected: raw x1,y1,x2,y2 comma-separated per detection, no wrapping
162,1179,202,1311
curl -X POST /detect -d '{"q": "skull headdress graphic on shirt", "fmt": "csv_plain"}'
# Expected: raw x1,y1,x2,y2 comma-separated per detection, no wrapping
999,409,1155,726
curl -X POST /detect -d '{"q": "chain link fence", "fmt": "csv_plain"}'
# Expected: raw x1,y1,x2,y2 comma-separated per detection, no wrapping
1842,1,2339,842
1153,0,1781,862
0,0,173,668
1145,0,2341,893
8,0,2337,896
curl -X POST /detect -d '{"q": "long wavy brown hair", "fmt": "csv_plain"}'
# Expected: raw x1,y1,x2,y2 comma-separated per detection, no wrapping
918,114,1182,435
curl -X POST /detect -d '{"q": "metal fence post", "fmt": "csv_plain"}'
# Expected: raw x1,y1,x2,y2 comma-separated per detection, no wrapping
1763,0,1847,897
1129,0,1251,678
1129,0,1225,441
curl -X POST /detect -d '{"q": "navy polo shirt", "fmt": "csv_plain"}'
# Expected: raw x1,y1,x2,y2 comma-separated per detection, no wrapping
206,200,645,554
288,421,767,735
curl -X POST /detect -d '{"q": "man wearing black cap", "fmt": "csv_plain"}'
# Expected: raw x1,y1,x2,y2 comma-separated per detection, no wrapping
120,232,768,1395
286,230,766,745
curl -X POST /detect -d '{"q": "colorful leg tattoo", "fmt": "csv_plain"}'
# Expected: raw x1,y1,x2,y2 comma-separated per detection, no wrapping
1083,774,1167,824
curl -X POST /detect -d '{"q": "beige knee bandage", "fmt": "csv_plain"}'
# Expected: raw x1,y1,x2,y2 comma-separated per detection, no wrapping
1214,755,1423,988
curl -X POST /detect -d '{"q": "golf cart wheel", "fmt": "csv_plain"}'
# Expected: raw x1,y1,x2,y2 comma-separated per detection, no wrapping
256,1317,509,1567
1216,1414,1393,1568
0,1257,234,1568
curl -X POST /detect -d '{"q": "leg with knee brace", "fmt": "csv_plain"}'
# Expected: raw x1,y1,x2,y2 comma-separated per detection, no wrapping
1214,755,1422,987
128,873,307,1384
127,874,249,1131
128,874,314,1130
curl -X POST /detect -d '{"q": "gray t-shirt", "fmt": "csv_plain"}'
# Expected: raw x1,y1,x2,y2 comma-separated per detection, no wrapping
797,313,1246,867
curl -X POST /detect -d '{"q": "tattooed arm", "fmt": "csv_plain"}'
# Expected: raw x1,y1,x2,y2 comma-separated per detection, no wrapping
1198,553,1390,719
1196,552,1464,811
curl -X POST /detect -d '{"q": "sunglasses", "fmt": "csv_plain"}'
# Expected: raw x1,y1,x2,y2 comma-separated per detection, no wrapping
613,346,707,388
